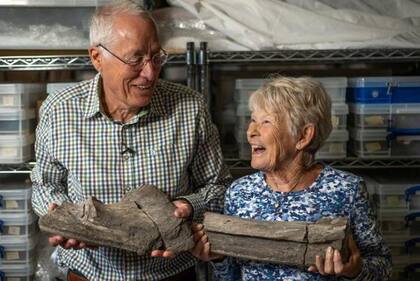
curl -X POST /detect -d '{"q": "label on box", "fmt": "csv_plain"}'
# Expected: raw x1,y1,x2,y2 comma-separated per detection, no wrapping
364,115,385,126
365,142,382,152
5,200,19,209
6,251,20,260
331,116,339,128
7,226,21,235
1,95,15,106
385,196,403,207
328,143,343,153
0,148,17,157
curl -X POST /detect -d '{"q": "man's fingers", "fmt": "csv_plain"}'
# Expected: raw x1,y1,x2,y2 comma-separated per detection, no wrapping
48,235,64,247
191,223,204,232
172,200,192,218
48,203,58,212
193,230,205,243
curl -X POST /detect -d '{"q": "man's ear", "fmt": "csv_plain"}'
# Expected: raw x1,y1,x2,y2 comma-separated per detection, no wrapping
296,123,315,150
89,46,102,73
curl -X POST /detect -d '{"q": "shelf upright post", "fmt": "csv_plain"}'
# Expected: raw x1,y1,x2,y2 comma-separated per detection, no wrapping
198,42,210,108
186,42,196,91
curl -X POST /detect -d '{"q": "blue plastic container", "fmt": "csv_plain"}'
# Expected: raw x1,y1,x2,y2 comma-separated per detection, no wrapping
347,76,420,103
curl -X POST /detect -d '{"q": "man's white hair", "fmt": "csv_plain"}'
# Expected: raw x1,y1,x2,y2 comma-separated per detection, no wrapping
90,0,156,47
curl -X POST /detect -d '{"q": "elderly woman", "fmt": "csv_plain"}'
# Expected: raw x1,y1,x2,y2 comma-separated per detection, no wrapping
191,77,391,280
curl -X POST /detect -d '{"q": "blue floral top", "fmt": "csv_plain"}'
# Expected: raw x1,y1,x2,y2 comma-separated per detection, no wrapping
212,165,391,281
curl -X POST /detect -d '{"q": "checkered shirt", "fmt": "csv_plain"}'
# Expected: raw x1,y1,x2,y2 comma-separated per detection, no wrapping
31,73,232,281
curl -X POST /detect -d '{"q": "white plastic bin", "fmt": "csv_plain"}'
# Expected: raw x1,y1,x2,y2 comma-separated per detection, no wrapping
391,103,420,130
236,103,348,129
377,208,408,235
349,128,390,158
391,134,420,157
0,235,38,265
331,103,348,129
47,82,78,95
0,109,35,135
0,84,45,109
0,261,35,281
234,79,265,104
315,77,347,103
0,175,32,213
0,212,38,239
0,134,34,164
316,129,348,159
348,103,389,129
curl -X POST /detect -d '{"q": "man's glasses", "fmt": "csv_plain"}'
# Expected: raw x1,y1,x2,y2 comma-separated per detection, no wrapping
97,44,168,71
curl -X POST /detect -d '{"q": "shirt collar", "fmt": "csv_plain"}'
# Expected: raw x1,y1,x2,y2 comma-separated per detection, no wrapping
83,74,167,120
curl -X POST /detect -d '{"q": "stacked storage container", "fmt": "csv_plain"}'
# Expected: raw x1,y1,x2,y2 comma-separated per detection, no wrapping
0,175,38,280
347,76,420,158
365,174,420,280
234,77,349,160
0,83,45,164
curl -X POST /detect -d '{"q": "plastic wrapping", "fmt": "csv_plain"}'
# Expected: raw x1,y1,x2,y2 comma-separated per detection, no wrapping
168,0,420,50
152,7,249,51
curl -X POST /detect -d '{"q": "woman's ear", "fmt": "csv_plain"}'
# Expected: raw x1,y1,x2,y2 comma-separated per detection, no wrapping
296,124,315,150
89,46,102,73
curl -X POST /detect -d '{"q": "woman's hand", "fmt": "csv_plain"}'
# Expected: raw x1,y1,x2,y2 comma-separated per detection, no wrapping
189,223,224,261
47,203,97,250
308,235,362,278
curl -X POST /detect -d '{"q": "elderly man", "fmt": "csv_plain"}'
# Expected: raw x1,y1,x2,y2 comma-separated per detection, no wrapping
31,1,231,280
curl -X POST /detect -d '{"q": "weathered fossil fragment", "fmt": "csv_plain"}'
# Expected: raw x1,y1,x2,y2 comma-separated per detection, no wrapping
203,212,349,267
39,185,195,255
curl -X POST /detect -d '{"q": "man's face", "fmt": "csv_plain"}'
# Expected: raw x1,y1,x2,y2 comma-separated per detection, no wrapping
98,14,162,110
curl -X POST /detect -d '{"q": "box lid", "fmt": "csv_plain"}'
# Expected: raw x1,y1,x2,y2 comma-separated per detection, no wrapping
0,109,35,121
349,128,388,141
349,103,390,114
348,77,393,88
0,83,45,95
331,103,349,115
0,211,38,225
314,77,348,88
0,134,34,145
326,129,349,141
0,174,32,198
235,79,266,90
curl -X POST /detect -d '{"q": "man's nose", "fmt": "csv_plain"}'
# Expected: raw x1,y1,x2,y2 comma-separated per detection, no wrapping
139,59,158,80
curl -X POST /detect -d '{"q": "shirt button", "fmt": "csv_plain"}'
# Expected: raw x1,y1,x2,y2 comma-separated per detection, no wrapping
123,154,130,161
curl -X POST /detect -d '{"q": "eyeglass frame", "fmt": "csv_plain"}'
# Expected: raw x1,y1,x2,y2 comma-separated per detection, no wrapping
96,43,168,70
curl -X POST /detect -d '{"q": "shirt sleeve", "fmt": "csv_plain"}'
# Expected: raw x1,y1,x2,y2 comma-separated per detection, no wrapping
177,97,232,221
339,180,392,281
31,103,70,216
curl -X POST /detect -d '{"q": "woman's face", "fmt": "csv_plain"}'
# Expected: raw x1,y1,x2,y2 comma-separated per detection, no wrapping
247,108,296,172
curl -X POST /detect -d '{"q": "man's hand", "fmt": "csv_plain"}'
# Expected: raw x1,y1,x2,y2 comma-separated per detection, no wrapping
150,199,193,258
47,203,97,250
308,235,362,278
189,223,224,261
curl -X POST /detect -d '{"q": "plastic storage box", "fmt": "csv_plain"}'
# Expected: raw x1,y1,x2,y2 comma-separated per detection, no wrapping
0,134,34,164
390,134,420,157
47,82,78,95
0,84,45,109
347,76,420,103
316,129,348,159
236,103,348,130
0,235,37,265
349,128,390,158
377,208,408,235
390,103,420,130
331,103,348,129
0,109,35,135
348,103,389,129
234,77,348,105
0,175,32,213
315,77,347,103
0,261,35,281
0,212,38,239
